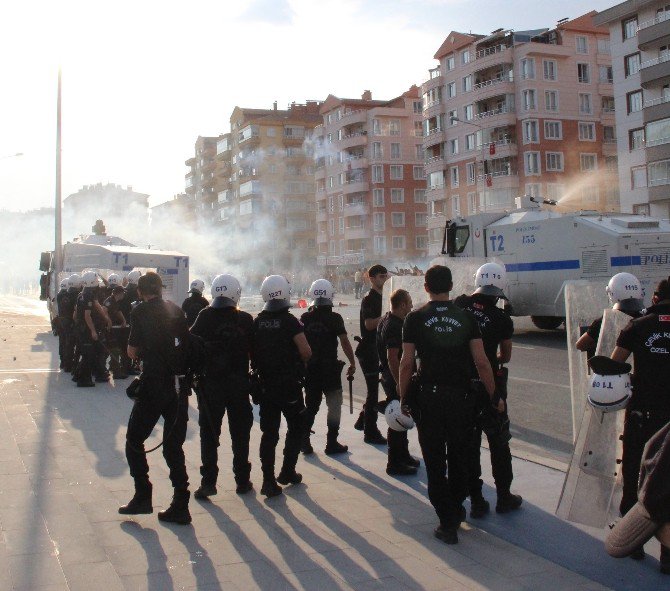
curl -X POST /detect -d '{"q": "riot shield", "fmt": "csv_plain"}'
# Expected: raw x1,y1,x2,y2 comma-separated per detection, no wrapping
557,307,631,528
564,281,610,441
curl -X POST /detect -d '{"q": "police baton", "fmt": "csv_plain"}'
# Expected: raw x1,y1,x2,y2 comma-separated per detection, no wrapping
347,374,354,414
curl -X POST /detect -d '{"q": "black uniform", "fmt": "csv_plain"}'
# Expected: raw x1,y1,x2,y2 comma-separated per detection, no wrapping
357,288,383,434
377,311,414,465
301,307,347,446
56,287,75,370
65,286,81,371
191,306,254,490
455,294,514,498
125,298,190,499
103,294,128,379
403,301,481,529
74,287,99,386
252,308,306,481
120,284,140,374
615,302,670,517
182,292,210,327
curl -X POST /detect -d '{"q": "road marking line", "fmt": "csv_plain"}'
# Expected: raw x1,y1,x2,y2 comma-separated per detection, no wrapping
509,375,570,389
514,345,536,350
0,369,60,374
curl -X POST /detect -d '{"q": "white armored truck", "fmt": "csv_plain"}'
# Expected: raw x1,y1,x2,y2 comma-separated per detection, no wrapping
434,196,670,329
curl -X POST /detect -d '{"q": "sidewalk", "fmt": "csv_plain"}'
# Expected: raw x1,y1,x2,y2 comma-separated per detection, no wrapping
0,309,665,590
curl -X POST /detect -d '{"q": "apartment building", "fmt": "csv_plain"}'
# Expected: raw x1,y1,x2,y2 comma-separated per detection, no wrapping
64,183,149,220
314,88,428,269
423,12,617,254
595,1,670,217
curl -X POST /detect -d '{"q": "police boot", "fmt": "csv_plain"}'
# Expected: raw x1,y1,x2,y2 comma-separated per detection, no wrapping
260,477,283,498
235,462,253,494
118,481,153,515
364,428,387,445
353,409,365,431
277,467,303,486
301,433,314,455
158,489,192,525
496,490,522,514
325,428,348,455
470,492,490,519
194,483,217,500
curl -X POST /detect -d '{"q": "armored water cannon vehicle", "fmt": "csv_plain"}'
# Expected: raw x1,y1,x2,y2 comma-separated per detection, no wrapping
433,196,670,329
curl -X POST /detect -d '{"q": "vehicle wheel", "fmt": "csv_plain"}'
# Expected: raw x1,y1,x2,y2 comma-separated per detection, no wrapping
530,316,564,330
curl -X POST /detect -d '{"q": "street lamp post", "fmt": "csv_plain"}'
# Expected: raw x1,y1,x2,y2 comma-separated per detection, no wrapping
450,116,487,213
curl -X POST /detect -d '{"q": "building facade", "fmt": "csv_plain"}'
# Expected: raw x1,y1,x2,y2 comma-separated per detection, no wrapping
64,183,149,217
314,88,428,269
595,0,670,217
184,136,219,215
423,13,617,254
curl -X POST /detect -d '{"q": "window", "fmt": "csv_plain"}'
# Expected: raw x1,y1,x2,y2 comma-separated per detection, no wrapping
605,155,618,172
414,121,423,137
415,145,424,160
576,36,588,54
598,38,611,54
522,89,537,110
392,236,406,250
463,75,472,92
415,213,428,227
452,195,460,216
645,117,670,147
372,165,384,183
339,217,344,234
450,166,460,187
374,235,387,254
631,166,648,189
462,50,471,64
578,63,590,83
372,142,383,159
524,151,540,175
413,166,425,180
546,152,564,171
648,159,670,186
449,138,459,155
543,60,557,80
392,212,405,227
581,186,599,205
464,104,474,120
466,133,476,151
449,109,458,125
416,236,428,249
391,188,404,203
603,126,616,142
545,184,563,201
329,219,335,235
389,120,401,136
579,93,592,114
627,90,643,113
599,65,613,83
468,192,477,214
373,212,385,230
545,90,559,111
523,119,539,143
579,122,596,141
602,96,615,113
447,82,456,98
390,143,401,159
625,53,641,77
373,189,384,206
622,16,638,40
520,58,535,80
413,100,423,114
526,183,541,197
467,162,476,184
414,189,427,203
580,154,597,171
390,165,403,180
446,56,455,70
328,176,334,188
630,128,645,150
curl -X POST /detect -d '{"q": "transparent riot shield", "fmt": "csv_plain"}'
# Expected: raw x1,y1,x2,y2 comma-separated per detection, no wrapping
556,307,632,528
564,281,610,442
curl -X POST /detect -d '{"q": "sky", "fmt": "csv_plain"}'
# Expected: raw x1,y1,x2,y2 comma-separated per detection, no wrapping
0,0,617,214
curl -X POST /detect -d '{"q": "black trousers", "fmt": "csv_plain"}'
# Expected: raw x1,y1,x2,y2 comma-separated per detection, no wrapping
468,390,513,496
125,376,189,492
57,318,72,367
259,382,305,479
416,384,473,528
197,375,253,487
620,406,670,516
357,350,380,433
304,363,343,437
380,376,411,464
76,330,96,384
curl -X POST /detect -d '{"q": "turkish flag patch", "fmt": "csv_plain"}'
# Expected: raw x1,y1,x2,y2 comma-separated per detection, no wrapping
659,315,670,322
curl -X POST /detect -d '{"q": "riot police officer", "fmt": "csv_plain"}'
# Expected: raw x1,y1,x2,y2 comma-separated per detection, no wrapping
355,264,389,444
75,271,109,387
56,279,74,370
454,263,521,517
121,270,142,375
65,274,83,373
251,275,312,497
611,276,670,567
190,274,254,498
119,272,192,525
103,285,128,380
398,265,495,545
182,279,209,327
377,289,420,476
300,279,355,456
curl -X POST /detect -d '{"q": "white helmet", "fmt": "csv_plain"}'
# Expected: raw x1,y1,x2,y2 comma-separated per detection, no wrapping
81,271,99,288
385,399,415,431
59,279,67,290
68,274,82,288
309,278,335,306
260,275,291,311
474,262,507,298
127,270,142,284
587,356,632,413
606,273,644,313
189,279,205,294
107,273,121,287
210,274,241,308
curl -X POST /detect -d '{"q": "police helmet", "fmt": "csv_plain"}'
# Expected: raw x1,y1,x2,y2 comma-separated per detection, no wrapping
81,271,99,288
59,279,67,290
107,273,121,287
385,400,415,431
260,275,291,311
127,270,142,284
587,355,632,413
309,278,335,307
210,274,241,308
606,273,644,313
473,262,507,298
189,279,205,295
68,274,82,289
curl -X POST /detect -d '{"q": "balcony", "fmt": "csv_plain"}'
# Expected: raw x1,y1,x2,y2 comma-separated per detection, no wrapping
638,13,670,50
338,132,368,150
423,128,446,148
476,44,509,60
185,157,196,167
422,68,442,93
427,185,446,201
217,190,233,204
423,99,443,117
474,106,513,120
316,209,328,223
640,53,670,87
424,155,445,175
216,139,231,156
344,225,368,240
342,179,369,195
644,94,670,123
317,233,328,244
343,202,369,216
340,109,368,125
